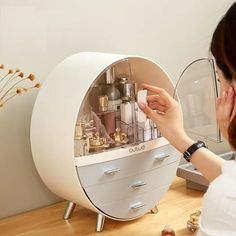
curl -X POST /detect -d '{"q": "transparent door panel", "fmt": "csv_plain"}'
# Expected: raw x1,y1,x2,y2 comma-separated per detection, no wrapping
74,59,162,157
174,58,221,142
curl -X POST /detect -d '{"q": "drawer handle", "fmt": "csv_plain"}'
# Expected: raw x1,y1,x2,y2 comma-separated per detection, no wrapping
104,168,121,175
154,153,170,161
131,181,147,189
130,202,145,210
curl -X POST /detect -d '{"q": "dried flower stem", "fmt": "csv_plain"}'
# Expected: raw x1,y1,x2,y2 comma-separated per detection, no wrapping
1,93,18,106
0,73,11,84
0,77,27,101
0,65,40,107
0,72,21,93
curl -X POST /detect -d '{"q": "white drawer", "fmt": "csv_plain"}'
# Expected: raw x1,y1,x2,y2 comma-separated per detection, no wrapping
84,161,178,206
97,185,169,219
77,144,180,187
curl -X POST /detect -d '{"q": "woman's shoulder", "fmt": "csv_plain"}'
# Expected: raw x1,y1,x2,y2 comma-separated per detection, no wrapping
203,159,236,199
209,159,236,197
199,159,236,235
222,159,236,178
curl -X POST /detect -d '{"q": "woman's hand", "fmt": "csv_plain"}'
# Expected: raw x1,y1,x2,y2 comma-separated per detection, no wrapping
216,86,236,140
138,84,193,152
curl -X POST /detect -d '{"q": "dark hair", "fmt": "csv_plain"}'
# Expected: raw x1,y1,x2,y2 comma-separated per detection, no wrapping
210,2,236,150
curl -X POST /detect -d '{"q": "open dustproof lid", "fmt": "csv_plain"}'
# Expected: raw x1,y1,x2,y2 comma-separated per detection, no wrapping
174,58,221,142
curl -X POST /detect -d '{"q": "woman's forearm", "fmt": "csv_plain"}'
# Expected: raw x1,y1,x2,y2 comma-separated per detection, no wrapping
169,132,225,183
138,85,226,183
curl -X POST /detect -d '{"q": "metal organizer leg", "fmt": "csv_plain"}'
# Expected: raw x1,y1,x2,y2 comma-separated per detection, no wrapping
63,201,76,220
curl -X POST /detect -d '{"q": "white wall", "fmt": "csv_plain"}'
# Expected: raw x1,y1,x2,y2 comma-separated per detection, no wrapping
0,0,234,218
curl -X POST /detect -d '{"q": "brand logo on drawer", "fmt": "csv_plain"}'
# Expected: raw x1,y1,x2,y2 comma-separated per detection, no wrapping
129,145,145,153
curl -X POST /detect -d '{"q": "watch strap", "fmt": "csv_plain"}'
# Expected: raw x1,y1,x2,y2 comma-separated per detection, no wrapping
183,141,207,162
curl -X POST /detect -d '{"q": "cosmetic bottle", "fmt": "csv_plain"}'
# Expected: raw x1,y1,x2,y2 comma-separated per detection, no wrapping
123,81,135,100
105,68,122,118
105,67,114,84
120,98,132,133
187,210,201,233
112,128,129,146
150,119,160,139
137,90,147,123
89,132,109,152
107,86,121,114
98,95,108,112
74,121,88,156
138,119,152,142
74,138,88,156
117,77,128,97
96,111,116,135
161,225,175,236
75,121,86,139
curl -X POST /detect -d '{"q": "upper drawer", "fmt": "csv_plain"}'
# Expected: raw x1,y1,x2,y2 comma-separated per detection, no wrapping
77,144,180,187
83,160,179,206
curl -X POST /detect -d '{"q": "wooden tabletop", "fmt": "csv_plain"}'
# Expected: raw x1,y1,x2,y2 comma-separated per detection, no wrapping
0,177,204,236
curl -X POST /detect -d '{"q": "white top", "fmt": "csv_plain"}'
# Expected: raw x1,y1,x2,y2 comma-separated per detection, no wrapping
197,160,236,236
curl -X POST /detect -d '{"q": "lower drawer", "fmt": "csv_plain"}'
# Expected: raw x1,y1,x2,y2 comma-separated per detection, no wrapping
97,185,169,219
84,161,178,206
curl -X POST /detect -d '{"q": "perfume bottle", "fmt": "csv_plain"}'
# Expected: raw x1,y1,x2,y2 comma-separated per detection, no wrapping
75,121,86,139
96,111,116,135
123,81,135,101
74,121,88,156
137,90,147,123
106,68,122,116
161,225,175,236
150,119,160,139
103,111,116,135
105,67,114,84
74,138,88,156
107,85,121,116
106,68,121,106
187,210,201,232
117,77,128,97
112,128,129,146
98,95,108,112
89,132,109,152
120,99,133,132
138,119,152,141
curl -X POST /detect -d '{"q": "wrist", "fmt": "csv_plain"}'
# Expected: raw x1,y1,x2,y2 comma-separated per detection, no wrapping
168,131,194,153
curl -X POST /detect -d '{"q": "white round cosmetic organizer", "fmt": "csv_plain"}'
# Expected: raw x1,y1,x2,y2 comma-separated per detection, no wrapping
30,52,181,232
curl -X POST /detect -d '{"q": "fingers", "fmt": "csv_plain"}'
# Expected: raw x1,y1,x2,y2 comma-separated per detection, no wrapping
143,84,171,98
142,84,175,107
143,84,165,94
148,102,166,112
138,102,161,122
217,87,234,113
147,95,166,106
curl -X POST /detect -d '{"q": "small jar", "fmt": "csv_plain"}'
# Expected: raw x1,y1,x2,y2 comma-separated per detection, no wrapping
123,82,135,101
161,225,175,236
75,122,86,139
187,210,201,232
98,95,108,112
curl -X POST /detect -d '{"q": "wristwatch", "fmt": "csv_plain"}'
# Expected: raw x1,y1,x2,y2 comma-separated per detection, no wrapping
183,141,207,162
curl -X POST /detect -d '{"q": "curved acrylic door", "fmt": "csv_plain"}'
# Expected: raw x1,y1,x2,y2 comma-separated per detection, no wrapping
74,57,175,158
174,58,221,142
